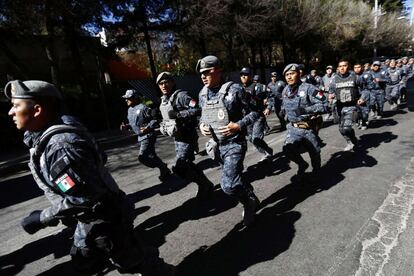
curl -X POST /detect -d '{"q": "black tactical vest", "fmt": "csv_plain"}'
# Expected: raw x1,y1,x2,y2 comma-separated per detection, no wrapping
334,74,359,103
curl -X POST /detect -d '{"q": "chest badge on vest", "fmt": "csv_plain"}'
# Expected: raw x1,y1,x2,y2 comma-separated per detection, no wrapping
299,90,306,97
218,109,225,120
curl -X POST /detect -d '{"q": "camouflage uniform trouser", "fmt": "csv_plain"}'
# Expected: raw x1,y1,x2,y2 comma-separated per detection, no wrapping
138,134,168,171
247,117,272,155
338,106,358,144
370,90,385,115
217,140,253,197
385,84,400,104
172,139,209,184
357,104,369,126
283,124,321,170
273,99,287,129
71,193,145,272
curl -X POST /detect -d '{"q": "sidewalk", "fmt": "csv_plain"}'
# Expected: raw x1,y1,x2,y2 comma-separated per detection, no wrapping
0,130,138,176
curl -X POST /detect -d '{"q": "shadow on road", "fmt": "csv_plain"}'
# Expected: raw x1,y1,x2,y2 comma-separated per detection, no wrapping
177,210,301,276
127,174,190,204
135,188,239,248
366,118,397,129
0,174,43,209
244,152,291,185
0,228,73,275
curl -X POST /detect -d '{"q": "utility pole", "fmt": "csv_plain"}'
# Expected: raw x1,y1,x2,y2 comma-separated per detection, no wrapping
373,0,378,58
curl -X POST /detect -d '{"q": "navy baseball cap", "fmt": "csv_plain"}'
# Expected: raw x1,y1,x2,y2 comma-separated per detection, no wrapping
4,80,62,100
253,75,260,81
271,72,278,77
122,89,140,99
372,61,381,66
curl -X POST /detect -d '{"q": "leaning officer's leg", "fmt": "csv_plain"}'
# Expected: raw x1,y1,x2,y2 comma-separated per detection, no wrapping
70,222,111,273
139,136,168,169
172,140,213,197
303,129,321,172
338,106,357,146
252,117,273,156
283,125,309,174
219,141,259,226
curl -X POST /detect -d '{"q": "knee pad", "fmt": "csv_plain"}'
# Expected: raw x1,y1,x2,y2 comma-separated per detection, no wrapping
339,126,353,136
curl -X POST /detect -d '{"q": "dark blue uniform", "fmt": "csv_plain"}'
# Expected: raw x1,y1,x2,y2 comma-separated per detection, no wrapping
365,70,389,117
160,89,214,196
25,115,164,273
267,80,287,129
244,82,273,158
199,81,260,225
126,103,170,179
281,81,327,175
329,72,363,149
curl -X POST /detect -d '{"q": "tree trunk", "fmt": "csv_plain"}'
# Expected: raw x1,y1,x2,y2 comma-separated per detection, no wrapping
258,42,266,82
250,43,257,73
45,1,61,88
0,38,29,79
62,17,87,95
140,7,157,82
223,34,235,70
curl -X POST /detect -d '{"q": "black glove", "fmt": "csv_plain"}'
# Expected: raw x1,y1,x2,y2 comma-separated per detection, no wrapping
21,210,45,234
61,217,78,228
295,107,307,116
168,110,179,119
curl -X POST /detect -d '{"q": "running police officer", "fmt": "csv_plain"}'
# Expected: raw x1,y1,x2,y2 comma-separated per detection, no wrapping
120,89,171,180
240,67,273,162
281,64,327,182
197,56,260,226
329,60,365,151
367,60,389,119
5,80,172,275
354,62,370,130
264,71,287,131
322,65,336,121
385,59,404,110
157,71,214,199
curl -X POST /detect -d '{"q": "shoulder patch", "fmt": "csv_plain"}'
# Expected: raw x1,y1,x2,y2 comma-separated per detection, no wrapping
189,99,197,107
55,173,76,192
299,90,306,97
136,109,141,115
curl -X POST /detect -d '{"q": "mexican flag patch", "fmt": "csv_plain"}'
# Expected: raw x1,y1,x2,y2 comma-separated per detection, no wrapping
315,91,325,100
55,173,76,192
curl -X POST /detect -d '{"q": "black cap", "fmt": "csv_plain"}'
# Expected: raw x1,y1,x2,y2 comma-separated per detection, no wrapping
240,67,251,75
4,80,62,100
253,75,260,81
271,72,278,77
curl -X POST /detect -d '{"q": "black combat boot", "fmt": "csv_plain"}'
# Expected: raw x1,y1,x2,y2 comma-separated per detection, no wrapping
238,191,260,226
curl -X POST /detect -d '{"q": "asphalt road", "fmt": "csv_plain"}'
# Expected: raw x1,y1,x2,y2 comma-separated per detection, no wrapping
1,106,414,276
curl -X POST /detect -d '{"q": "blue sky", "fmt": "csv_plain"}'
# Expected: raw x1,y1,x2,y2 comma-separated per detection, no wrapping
406,0,414,8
